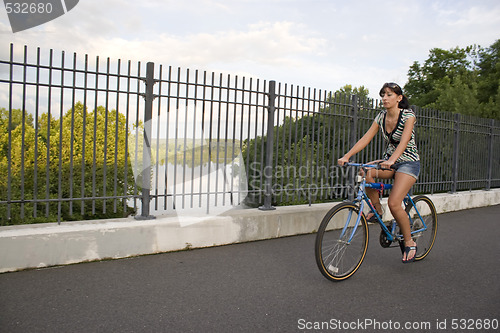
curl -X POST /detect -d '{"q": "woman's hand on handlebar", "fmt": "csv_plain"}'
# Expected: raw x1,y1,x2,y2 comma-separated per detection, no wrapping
379,160,395,170
337,156,350,166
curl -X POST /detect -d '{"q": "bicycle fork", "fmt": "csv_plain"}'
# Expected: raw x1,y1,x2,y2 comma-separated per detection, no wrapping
339,201,365,244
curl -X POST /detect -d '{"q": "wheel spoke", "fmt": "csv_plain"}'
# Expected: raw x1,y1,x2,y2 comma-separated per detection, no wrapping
315,203,368,281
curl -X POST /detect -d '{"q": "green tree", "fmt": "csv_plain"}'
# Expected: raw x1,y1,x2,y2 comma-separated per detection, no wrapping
477,39,500,119
338,84,370,100
404,40,500,120
0,103,136,225
1,108,48,224
426,76,479,116
405,45,480,105
0,107,35,131
477,40,500,103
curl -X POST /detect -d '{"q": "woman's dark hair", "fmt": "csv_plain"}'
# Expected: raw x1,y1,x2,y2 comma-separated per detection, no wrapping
379,82,410,109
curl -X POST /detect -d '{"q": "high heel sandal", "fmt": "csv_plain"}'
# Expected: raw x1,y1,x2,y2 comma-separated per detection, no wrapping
402,244,417,263
365,213,380,223
365,203,383,223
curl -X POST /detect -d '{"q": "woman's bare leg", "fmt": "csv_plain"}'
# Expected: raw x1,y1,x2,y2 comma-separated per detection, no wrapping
388,172,417,261
365,168,394,217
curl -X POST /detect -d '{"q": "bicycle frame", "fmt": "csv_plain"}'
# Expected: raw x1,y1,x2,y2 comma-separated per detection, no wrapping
346,163,428,243
315,163,437,281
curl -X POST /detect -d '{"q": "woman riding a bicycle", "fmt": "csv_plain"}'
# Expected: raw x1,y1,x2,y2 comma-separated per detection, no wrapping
338,82,420,263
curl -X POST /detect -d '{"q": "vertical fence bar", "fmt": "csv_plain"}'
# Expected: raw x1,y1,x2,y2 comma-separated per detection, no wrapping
206,72,215,210
190,70,198,208
20,46,27,220
133,62,142,212
6,44,13,222
292,85,299,202
158,65,167,210
230,75,238,205
349,95,358,154
69,52,77,216
154,65,162,211
164,66,173,210
199,70,206,208
57,51,65,223
136,62,156,219
123,60,132,214
182,69,190,209
298,86,305,202
81,54,88,216
33,47,41,218
222,74,230,206
259,80,276,210
451,113,460,193
113,59,121,213
213,73,223,209
45,49,53,217
102,58,110,214
308,87,316,205
348,94,358,200
486,119,494,190
91,56,99,215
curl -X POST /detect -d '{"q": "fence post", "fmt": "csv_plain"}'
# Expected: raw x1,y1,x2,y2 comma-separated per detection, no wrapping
486,119,494,190
136,62,156,220
347,94,358,201
259,80,277,211
451,113,460,193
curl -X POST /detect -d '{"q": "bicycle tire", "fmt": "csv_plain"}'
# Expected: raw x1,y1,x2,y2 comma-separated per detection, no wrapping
405,195,438,261
315,202,369,281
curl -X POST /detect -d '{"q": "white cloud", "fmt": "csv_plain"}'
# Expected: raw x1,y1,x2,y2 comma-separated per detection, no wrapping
2,17,328,80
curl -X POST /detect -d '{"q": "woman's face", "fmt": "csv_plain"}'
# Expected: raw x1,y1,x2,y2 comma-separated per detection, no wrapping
380,88,402,110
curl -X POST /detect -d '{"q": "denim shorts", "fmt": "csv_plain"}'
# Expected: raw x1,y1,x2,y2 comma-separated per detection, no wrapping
392,160,420,179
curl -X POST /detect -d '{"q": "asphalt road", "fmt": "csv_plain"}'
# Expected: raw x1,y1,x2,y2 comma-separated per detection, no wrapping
1,205,499,333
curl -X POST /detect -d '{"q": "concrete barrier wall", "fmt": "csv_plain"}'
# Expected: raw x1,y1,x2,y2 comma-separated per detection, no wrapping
1,189,499,273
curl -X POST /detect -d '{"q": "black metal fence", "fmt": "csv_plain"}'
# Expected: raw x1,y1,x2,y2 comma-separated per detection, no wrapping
1,44,499,225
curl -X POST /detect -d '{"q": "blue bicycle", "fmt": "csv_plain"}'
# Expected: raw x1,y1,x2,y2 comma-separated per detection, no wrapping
315,162,438,281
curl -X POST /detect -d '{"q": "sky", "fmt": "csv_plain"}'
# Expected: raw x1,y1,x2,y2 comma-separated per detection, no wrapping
1,0,500,100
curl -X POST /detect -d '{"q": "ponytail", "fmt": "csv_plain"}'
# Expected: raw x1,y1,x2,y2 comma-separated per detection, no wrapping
399,95,410,109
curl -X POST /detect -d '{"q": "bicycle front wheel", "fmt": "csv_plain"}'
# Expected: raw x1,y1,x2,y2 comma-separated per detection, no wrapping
406,195,438,261
315,202,369,281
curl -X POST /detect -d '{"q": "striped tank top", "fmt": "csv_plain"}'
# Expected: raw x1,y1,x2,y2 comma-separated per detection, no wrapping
374,109,419,163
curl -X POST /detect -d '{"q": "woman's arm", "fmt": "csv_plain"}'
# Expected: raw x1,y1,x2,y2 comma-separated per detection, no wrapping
338,121,379,165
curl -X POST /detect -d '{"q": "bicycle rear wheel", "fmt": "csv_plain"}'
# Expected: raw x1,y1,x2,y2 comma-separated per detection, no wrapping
406,195,437,261
315,202,369,281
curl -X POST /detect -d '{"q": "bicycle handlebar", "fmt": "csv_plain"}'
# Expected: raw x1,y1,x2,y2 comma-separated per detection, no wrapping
344,162,396,171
